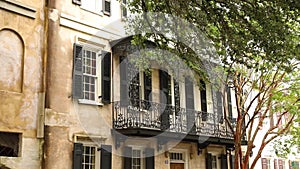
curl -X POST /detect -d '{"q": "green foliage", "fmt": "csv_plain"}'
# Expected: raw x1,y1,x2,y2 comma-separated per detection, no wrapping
127,0,299,76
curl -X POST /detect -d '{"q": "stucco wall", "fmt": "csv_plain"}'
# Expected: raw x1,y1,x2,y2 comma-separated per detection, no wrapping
0,0,45,168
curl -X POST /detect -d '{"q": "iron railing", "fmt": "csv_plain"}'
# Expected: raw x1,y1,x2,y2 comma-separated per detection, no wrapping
113,100,234,139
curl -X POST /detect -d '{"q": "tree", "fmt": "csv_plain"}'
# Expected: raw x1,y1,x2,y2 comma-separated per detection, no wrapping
125,0,300,169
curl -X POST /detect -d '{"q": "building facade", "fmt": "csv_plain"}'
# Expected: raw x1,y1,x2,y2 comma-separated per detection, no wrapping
0,0,240,169
0,0,46,168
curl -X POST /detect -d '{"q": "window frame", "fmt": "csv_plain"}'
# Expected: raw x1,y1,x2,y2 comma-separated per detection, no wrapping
121,0,128,19
80,0,103,15
0,132,22,157
131,148,144,169
81,144,99,169
76,43,104,106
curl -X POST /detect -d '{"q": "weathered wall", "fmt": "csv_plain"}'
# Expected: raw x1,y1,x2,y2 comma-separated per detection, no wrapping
0,0,45,168
44,0,125,168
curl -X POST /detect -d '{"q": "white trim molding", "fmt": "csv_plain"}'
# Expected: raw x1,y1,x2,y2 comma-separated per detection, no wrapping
0,0,36,19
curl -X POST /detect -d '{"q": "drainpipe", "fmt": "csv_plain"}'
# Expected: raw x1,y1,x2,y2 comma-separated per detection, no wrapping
43,0,58,168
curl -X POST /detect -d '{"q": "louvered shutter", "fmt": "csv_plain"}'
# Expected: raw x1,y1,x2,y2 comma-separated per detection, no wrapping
73,43,83,99
221,154,228,169
144,71,152,110
216,91,224,123
73,143,83,169
174,79,180,115
206,153,212,169
159,70,171,130
100,145,112,169
123,146,132,169
145,148,155,169
226,85,232,119
185,78,195,132
120,56,129,106
200,80,207,121
101,51,111,104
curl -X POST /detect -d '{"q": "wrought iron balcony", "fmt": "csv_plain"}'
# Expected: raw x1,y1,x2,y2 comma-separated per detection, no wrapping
113,100,234,139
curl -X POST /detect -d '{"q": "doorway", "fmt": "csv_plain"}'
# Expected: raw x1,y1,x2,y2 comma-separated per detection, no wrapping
170,163,184,169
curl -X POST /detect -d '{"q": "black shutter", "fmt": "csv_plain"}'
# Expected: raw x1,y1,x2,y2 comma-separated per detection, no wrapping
145,148,155,169
159,70,171,105
73,143,83,169
174,79,180,115
100,145,112,169
103,0,111,15
185,78,195,132
144,71,152,110
206,153,212,169
227,86,233,119
200,80,207,121
159,70,171,130
101,51,111,104
123,146,132,169
120,56,129,106
73,43,83,99
216,91,223,123
72,0,81,5
221,154,228,169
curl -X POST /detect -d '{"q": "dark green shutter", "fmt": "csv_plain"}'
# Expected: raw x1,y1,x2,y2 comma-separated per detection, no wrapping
144,71,152,110
206,153,212,169
101,51,111,104
145,148,155,169
159,70,171,130
73,143,83,169
73,43,83,99
123,146,132,169
221,154,228,169
216,91,223,123
227,86,233,119
120,56,129,106
174,79,180,115
100,145,112,169
200,80,207,121
185,78,195,132
159,70,171,105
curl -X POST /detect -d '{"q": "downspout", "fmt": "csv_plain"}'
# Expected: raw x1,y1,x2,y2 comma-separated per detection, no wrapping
43,0,58,168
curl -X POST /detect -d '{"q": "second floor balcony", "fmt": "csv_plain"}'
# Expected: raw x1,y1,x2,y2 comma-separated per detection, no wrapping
113,99,235,141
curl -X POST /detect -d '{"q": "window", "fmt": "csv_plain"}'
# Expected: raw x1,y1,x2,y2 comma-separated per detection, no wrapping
103,0,111,15
0,132,21,157
132,149,143,169
212,155,217,169
261,158,269,169
121,0,127,18
82,145,97,169
72,43,111,105
124,146,154,169
81,0,102,14
82,49,97,101
119,56,153,108
170,152,184,161
73,143,112,169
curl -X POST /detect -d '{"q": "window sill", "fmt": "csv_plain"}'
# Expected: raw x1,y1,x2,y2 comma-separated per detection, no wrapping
78,99,103,106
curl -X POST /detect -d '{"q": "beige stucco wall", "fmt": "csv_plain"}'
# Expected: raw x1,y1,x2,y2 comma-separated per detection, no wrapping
0,0,45,168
